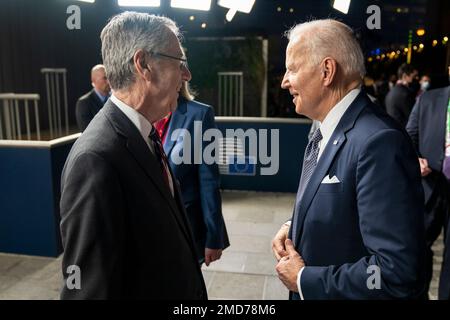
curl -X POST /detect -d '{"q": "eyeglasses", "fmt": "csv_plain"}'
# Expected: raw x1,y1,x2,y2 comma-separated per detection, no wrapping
150,51,189,70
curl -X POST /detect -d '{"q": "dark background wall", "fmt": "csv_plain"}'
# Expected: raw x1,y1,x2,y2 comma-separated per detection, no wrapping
0,0,449,130
0,0,111,130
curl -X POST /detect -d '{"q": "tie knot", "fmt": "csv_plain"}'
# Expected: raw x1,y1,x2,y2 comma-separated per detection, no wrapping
149,126,160,142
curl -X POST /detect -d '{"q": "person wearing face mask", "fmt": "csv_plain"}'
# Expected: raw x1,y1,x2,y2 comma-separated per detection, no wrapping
417,75,431,99
406,65,450,300
385,63,419,127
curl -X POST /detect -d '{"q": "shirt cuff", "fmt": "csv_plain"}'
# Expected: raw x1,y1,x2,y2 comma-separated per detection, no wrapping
297,266,305,300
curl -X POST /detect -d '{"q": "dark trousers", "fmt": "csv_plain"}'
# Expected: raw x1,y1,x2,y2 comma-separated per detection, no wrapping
424,176,450,300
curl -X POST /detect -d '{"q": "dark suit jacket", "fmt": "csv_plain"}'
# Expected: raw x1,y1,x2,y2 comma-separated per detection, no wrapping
164,98,229,262
75,89,105,132
406,86,450,203
385,84,416,127
406,86,450,300
289,92,426,299
60,100,207,299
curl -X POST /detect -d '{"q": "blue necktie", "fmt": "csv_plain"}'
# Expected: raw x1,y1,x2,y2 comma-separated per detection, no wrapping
291,127,323,242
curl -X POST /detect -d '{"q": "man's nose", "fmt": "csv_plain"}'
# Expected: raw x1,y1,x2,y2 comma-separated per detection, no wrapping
281,73,289,89
182,65,192,82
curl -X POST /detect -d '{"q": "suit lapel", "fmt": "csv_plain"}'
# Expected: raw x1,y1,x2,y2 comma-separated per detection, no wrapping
294,92,369,246
164,100,187,157
103,101,193,244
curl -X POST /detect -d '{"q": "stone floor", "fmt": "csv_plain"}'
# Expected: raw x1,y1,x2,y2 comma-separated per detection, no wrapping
0,191,444,300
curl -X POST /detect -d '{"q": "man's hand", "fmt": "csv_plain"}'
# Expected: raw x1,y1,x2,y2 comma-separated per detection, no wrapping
204,248,222,266
275,239,305,292
272,223,290,261
418,157,432,177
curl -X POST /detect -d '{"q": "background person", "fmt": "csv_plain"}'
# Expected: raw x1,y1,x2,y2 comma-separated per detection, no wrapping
155,81,230,266
75,64,110,132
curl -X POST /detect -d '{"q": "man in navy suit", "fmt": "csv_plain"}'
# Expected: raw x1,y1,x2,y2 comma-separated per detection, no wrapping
272,19,426,299
156,82,229,265
406,72,450,299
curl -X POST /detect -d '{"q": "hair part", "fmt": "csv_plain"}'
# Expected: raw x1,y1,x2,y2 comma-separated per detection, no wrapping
285,19,366,80
100,11,182,90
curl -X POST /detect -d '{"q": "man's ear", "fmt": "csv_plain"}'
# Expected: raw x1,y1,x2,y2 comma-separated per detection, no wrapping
133,49,152,81
321,57,337,86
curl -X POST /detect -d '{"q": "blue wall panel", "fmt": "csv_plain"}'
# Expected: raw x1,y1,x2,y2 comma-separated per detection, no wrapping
216,120,311,192
0,141,75,257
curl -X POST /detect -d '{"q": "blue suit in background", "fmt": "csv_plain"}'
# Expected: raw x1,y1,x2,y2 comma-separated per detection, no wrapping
289,92,426,299
164,97,230,263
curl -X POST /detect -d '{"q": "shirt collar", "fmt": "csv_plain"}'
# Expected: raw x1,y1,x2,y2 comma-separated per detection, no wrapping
94,88,109,102
319,87,361,144
110,94,153,142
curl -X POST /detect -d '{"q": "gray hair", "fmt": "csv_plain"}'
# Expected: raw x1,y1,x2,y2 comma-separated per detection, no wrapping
100,11,181,90
285,19,365,79
180,81,196,101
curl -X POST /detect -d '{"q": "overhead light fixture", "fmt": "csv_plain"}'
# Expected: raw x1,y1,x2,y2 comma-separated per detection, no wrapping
118,0,160,7
77,0,95,3
218,0,255,22
170,0,211,11
332,0,351,14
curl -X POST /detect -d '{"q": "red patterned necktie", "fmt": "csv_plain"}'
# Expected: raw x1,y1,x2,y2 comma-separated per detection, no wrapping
149,126,173,195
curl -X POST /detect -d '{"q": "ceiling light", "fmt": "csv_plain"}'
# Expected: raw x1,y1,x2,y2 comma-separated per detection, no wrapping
218,0,255,22
170,0,211,11
332,0,351,14
118,0,160,7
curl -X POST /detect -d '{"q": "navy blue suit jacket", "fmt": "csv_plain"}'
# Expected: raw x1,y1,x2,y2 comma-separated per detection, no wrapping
290,92,426,299
406,86,450,203
164,98,229,261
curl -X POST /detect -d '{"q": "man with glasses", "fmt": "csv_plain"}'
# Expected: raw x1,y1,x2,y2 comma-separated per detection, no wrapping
59,12,206,299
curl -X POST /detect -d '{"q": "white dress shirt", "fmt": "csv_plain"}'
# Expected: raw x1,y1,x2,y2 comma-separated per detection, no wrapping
110,94,174,195
296,87,361,299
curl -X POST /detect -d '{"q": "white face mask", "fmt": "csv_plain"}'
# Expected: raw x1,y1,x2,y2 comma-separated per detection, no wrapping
421,81,430,91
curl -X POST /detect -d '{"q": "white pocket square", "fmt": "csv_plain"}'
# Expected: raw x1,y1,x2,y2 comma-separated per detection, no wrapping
321,175,341,184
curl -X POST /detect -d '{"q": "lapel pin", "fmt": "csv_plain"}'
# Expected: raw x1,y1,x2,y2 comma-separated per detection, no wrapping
333,139,339,145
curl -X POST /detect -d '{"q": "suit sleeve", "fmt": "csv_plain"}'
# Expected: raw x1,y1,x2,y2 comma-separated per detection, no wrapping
406,98,421,154
300,129,426,299
60,152,125,299
75,99,92,132
198,107,227,249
